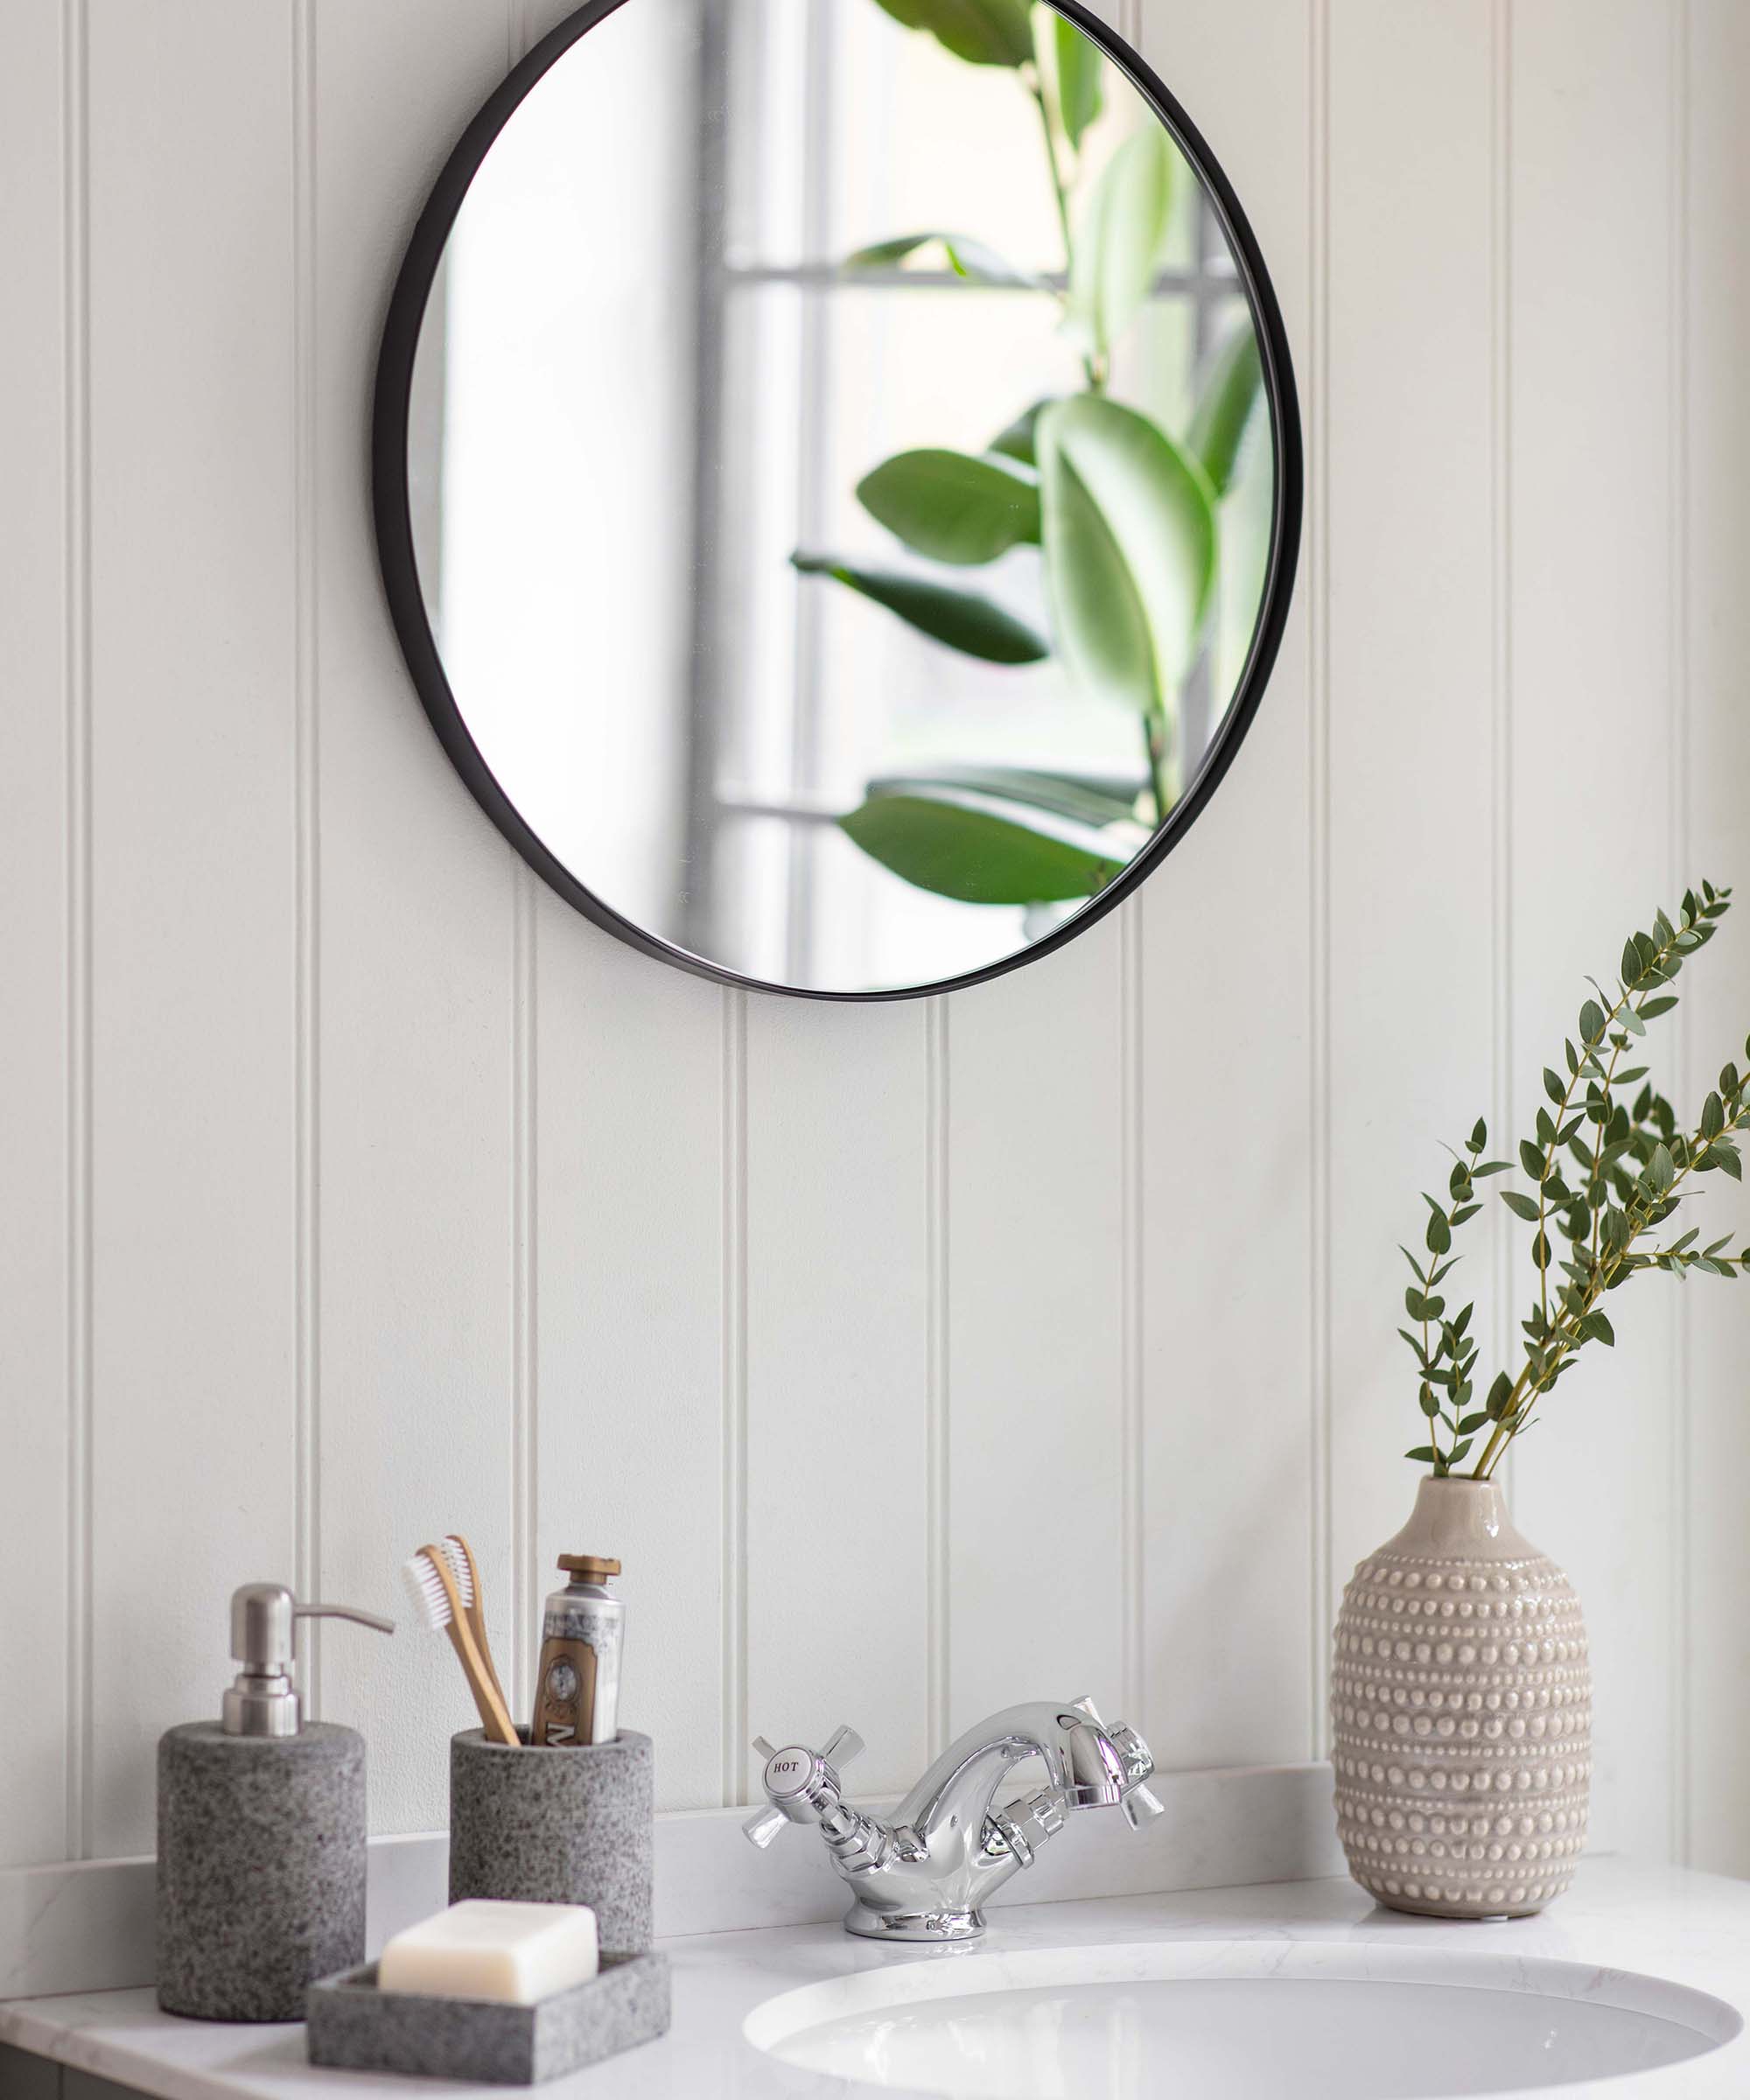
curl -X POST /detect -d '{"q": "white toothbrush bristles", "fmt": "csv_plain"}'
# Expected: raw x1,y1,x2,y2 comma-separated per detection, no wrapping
441,1535,475,1607
402,1551,453,1632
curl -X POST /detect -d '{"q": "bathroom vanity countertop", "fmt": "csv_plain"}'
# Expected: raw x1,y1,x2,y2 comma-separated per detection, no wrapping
4,1857,1748,2100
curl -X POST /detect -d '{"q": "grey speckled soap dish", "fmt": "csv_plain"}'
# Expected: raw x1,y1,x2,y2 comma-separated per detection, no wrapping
306,1952,671,2085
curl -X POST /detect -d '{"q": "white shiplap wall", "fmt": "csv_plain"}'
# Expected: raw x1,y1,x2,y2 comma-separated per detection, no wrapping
5,0,1750,1875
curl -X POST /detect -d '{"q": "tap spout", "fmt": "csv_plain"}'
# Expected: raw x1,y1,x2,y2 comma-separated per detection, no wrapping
844,1698,1156,1941
741,1698,1157,1944
896,1698,1137,1833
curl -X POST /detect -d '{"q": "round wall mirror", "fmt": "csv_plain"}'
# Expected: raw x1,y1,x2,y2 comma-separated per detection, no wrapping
374,0,1301,999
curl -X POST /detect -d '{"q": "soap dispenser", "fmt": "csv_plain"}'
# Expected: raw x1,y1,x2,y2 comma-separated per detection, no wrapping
157,1583,393,2022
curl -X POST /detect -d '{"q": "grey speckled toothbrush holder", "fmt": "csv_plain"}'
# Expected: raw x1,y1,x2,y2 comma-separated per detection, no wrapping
449,1728,654,1954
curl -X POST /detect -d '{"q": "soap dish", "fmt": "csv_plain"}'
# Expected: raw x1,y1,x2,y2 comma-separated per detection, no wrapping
306,1951,670,2085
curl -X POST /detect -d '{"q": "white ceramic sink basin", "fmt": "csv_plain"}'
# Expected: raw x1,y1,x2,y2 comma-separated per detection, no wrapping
744,1941,1740,2100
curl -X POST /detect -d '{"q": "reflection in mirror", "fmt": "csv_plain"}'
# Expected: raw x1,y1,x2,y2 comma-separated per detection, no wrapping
402,0,1292,995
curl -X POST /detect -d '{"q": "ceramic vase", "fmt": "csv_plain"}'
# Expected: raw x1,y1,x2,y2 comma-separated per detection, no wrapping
1332,1475,1591,1919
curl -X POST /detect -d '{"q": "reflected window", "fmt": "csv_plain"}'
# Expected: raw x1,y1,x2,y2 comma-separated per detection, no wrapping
687,0,1270,984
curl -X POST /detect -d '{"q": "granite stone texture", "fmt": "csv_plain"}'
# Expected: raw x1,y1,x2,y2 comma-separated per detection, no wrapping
305,1953,671,2084
449,1731,653,1954
157,1723,367,2022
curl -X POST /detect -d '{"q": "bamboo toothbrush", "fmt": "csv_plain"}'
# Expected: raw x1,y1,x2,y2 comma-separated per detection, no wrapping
403,1543,520,1745
439,1532,510,1718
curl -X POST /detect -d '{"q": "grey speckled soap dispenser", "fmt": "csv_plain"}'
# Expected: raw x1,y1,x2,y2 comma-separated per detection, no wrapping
157,1583,393,2022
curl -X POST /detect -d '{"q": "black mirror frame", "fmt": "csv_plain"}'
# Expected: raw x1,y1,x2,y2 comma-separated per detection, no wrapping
371,0,1303,1003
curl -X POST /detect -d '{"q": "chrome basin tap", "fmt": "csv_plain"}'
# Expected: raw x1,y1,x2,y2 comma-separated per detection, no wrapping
742,1698,1162,1942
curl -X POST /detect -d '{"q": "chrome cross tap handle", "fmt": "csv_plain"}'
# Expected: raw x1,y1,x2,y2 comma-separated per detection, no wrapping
741,1726,866,1849
742,1698,1159,1942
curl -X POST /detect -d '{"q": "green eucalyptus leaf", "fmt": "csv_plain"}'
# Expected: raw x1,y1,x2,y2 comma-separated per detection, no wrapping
870,0,1036,67
1036,395,1217,721
1186,326,1264,499
857,449,1040,565
1404,1446,1440,1466
1066,126,1176,360
838,785,1130,905
791,555,1048,664
1502,1189,1542,1222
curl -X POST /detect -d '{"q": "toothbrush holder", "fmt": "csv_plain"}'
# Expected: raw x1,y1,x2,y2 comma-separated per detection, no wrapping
449,1728,654,1954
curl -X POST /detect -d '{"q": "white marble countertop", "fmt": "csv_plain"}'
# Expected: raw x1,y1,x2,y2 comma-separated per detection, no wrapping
4,1858,1748,2100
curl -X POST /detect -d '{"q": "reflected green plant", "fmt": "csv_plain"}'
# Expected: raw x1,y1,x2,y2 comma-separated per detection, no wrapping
792,0,1265,909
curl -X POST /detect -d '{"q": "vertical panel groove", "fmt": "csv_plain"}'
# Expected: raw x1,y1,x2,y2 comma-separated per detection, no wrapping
62,0,93,1864
292,0,320,1714
508,0,536,1735
1489,0,1516,1508
513,872,536,1715
1306,0,1333,1764
1121,0,1147,1740
1119,0,1144,1684
721,989,748,1804
1669,0,1692,1869
1119,904,1144,1729
925,997,950,1757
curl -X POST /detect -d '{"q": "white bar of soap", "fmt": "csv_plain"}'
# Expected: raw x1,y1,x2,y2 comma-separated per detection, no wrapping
378,1900,600,2005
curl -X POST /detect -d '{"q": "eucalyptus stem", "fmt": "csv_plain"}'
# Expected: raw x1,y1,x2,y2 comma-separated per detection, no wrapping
1396,883,1750,1483
1469,1092,1750,1479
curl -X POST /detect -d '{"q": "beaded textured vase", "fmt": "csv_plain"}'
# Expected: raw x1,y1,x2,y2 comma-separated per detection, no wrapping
1332,1476,1591,1919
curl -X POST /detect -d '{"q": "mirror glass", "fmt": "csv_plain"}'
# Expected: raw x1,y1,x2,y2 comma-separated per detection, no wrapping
396,0,1295,996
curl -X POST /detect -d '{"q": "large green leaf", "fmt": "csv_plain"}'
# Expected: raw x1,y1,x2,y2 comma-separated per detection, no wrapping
1067,127,1175,360
844,232,1044,290
1054,15,1103,150
840,786,1131,905
791,554,1048,664
857,449,1040,565
871,0,1035,67
988,398,1054,468
1036,395,1217,715
1186,325,1265,497
863,764,1148,830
